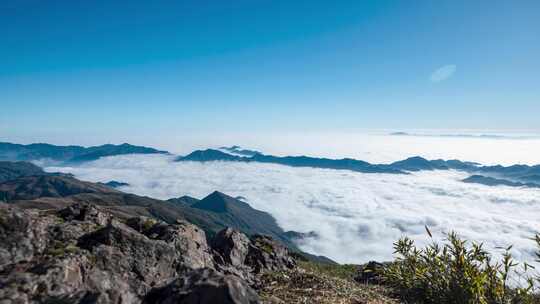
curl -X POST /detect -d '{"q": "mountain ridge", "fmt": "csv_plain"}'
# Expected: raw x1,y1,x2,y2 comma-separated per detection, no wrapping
177,148,540,187
462,174,540,188
0,161,45,183
0,170,324,263
2,141,539,188
0,142,168,163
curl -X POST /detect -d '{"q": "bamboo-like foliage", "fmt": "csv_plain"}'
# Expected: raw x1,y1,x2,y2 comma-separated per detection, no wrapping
383,228,540,303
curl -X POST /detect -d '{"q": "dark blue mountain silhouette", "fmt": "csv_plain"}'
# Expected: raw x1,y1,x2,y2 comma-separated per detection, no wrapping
462,175,540,188
177,148,540,187
219,145,262,157
0,142,168,163
177,149,404,174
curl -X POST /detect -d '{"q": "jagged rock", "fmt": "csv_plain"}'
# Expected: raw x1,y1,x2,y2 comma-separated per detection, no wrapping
1,203,297,303
211,228,255,285
210,229,296,288
77,220,180,295
0,254,136,304
58,202,111,226
143,268,260,304
0,206,55,269
127,217,215,271
246,235,296,274
212,229,296,274
0,204,141,303
125,216,158,234
49,220,99,245
50,203,113,244
147,220,214,270
212,228,251,267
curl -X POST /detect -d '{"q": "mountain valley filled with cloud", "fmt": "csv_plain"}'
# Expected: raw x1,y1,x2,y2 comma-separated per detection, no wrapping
44,145,540,268
4,2,540,301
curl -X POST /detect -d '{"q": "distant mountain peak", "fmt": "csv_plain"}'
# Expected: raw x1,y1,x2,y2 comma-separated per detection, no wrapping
390,156,437,171
208,190,228,197
193,191,237,213
405,156,429,161
177,149,243,162
395,156,430,164
167,195,201,206
218,146,262,157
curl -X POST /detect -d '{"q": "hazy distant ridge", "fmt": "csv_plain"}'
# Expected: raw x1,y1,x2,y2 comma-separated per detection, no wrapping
177,148,540,188
1,141,538,189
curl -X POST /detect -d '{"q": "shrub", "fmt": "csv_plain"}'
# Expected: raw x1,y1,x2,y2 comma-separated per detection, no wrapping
142,218,156,231
383,228,540,303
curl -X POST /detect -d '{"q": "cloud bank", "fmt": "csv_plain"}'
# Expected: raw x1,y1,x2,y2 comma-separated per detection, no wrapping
389,131,540,140
45,154,540,271
430,64,457,82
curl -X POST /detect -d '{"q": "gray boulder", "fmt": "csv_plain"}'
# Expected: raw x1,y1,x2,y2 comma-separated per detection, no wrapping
245,234,296,274
143,268,260,304
77,220,180,296
126,216,215,271
0,253,138,304
146,220,215,270
211,229,296,287
0,206,55,269
212,228,251,267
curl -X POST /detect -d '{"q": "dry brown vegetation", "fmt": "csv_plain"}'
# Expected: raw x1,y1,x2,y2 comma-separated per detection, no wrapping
259,261,398,304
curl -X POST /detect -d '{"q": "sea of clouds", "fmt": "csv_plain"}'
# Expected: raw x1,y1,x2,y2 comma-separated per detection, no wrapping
45,153,540,273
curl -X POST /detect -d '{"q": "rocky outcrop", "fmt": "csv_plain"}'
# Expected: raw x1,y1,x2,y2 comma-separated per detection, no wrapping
125,217,215,271
211,228,296,287
0,202,296,303
0,204,140,303
246,235,296,274
212,228,251,268
354,261,387,284
144,268,260,304
0,206,55,268
77,220,181,296
58,202,112,226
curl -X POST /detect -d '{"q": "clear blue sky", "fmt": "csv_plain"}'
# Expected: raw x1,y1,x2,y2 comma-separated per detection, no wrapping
1,0,539,145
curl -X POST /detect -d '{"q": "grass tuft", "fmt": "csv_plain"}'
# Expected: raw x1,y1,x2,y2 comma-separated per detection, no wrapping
383,231,540,303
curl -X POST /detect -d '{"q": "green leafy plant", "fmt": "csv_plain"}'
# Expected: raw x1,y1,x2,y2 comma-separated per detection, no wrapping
383,227,540,303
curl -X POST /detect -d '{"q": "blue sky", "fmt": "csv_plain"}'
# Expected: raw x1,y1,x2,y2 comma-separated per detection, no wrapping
1,0,539,146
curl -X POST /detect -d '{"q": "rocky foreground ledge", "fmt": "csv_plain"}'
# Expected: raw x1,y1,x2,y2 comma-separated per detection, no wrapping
0,203,296,303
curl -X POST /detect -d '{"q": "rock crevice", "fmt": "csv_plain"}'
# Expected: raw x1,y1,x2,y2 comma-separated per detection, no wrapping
0,203,296,303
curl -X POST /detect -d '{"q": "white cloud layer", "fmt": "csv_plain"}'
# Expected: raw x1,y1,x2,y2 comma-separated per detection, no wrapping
46,154,540,272
430,64,457,82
